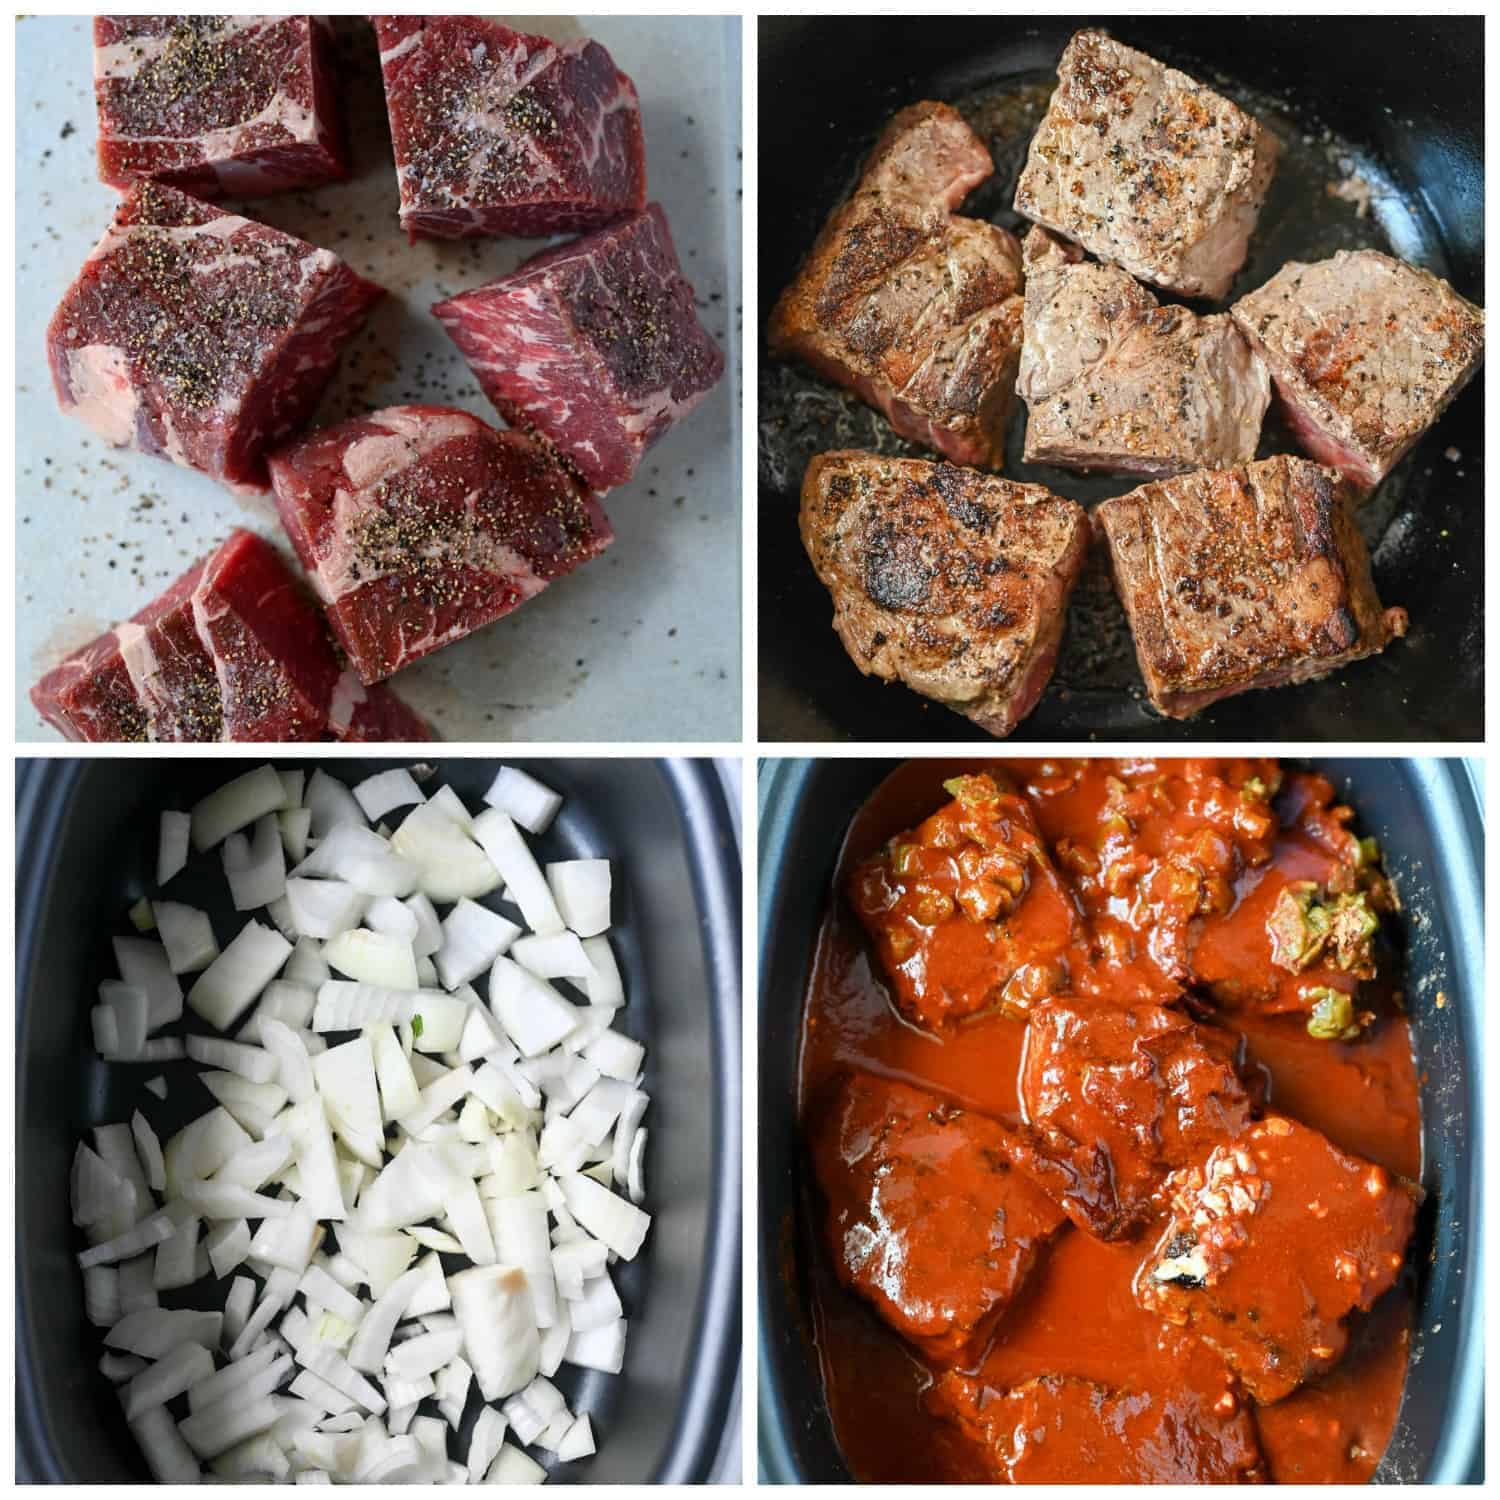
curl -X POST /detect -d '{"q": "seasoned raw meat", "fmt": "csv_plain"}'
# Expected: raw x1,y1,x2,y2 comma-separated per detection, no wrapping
769,102,1025,467
1136,1115,1419,1403
1014,1000,1254,1240
1018,227,1269,476
93,16,348,197
433,205,724,491
848,771,1084,1031
328,672,434,743
928,1337,1265,1483
371,16,646,241
46,183,383,491
809,1072,1067,1365
1015,31,1279,300
1095,456,1407,718
30,529,429,743
268,405,612,685
800,452,1089,736
1231,249,1485,493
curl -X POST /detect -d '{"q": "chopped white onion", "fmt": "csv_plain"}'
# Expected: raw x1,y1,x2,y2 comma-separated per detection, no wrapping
192,765,286,852
157,810,192,887
188,922,291,1032
436,898,521,990
470,809,564,935
354,769,426,822
545,859,612,938
223,813,287,911
484,767,563,835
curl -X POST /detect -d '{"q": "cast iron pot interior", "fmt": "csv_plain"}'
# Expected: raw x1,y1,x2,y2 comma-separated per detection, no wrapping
758,17,1484,742
16,757,741,1484
757,757,1483,1482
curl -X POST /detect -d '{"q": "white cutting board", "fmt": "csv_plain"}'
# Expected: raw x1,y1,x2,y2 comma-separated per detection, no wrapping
15,14,742,743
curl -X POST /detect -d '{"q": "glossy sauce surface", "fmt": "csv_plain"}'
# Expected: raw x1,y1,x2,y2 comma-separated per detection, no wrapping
798,758,1420,1484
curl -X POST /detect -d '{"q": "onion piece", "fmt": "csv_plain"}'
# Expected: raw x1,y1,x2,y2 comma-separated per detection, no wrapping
99,981,148,1059
188,921,291,1032
324,928,418,991
366,894,420,945
185,1034,277,1085
627,1127,648,1205
91,1004,120,1061
489,957,581,1057
105,1306,221,1358
79,1210,176,1269
546,858,612,938
511,930,593,980
557,1413,596,1462
120,1339,215,1420
404,893,443,958
345,1265,427,1375
435,899,520,990
389,802,501,904
581,935,625,1008
493,1188,556,1326
612,1089,650,1187
130,1403,201,1482
559,1172,651,1260
151,902,219,974
466,1404,507,1480
313,1036,384,1167
179,1390,283,1459
223,813,287,911
157,811,191,887
278,807,313,864
113,936,183,1030
284,878,366,941
293,825,416,898
206,1218,252,1279
470,809,564,935
191,765,286,853
83,1264,121,1327
435,1357,473,1433
448,1264,539,1401
487,1443,547,1484
353,769,426,822
483,766,563,834
565,1316,627,1374
306,768,366,838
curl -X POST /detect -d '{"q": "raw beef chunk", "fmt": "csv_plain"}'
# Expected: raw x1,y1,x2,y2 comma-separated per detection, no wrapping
1095,456,1408,718
1231,249,1485,493
268,405,612,685
46,183,384,490
769,102,1025,467
928,1338,1265,1483
1014,1000,1254,1240
847,771,1084,1031
93,16,348,197
1015,31,1278,300
327,673,434,744
434,205,724,491
372,16,646,241
810,1072,1066,1365
1136,1115,1419,1403
31,530,428,743
800,453,1089,737
1018,227,1270,476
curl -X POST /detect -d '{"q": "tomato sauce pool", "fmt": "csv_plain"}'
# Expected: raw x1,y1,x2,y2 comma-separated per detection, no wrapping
796,759,1420,1485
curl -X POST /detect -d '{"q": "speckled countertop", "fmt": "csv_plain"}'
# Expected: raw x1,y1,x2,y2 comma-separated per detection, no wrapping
16,14,742,743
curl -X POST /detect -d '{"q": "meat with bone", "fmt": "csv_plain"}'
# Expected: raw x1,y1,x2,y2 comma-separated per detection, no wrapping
92,16,348,198
1095,455,1407,718
46,183,384,491
1231,248,1485,493
800,452,1089,736
372,16,646,241
268,405,612,685
1135,1114,1420,1404
434,205,724,491
1015,30,1279,300
810,1072,1067,1366
30,529,430,743
769,102,1025,468
1017,227,1270,476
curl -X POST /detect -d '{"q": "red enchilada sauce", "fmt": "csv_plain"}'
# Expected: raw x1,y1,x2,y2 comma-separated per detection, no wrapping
798,759,1421,1484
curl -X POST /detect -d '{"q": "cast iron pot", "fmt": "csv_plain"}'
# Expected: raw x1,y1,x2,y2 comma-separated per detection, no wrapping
757,758,1483,1482
16,757,741,1484
758,17,1484,742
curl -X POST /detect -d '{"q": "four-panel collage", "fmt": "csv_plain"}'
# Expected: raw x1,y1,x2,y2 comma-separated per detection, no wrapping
8,7,1486,1492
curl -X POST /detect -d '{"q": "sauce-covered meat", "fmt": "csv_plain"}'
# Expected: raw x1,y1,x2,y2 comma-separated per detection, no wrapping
847,772,1083,1029
809,1071,1066,1365
928,1329,1266,1483
798,758,1422,1485
1016,999,1255,1240
1137,1115,1420,1404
